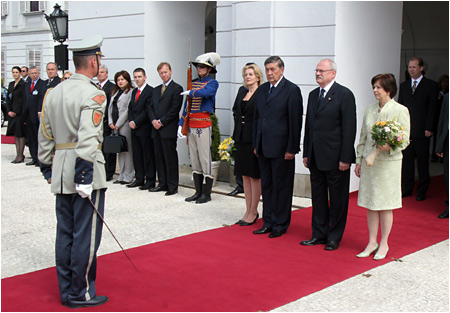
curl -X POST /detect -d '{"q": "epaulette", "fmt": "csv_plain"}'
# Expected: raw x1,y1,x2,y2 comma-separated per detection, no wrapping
90,81,103,90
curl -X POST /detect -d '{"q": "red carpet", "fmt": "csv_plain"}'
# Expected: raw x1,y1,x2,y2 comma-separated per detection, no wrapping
2,176,448,312
1,134,15,144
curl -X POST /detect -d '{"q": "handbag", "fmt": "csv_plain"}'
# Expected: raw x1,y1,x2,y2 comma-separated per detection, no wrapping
103,130,128,153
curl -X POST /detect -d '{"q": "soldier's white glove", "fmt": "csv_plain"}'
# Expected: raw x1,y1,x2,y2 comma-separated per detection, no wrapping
76,183,93,199
177,126,186,139
180,90,190,96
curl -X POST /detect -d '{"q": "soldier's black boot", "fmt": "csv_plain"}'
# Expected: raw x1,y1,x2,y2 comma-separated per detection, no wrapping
185,173,203,202
196,177,213,204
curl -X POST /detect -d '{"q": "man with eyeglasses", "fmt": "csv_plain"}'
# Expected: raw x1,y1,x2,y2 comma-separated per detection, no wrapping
301,58,356,251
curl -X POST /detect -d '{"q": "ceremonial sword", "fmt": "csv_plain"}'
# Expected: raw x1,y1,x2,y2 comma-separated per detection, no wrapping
88,197,140,273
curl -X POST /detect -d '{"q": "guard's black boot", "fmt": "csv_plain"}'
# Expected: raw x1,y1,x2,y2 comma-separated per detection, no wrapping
196,177,213,204
185,173,203,202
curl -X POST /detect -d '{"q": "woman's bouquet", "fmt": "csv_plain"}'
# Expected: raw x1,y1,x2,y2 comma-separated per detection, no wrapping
365,119,405,166
218,137,236,164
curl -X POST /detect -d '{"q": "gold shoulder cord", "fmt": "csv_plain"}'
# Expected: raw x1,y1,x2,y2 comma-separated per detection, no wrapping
41,88,54,140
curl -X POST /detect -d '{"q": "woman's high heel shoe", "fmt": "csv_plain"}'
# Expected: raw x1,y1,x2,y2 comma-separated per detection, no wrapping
240,213,259,226
374,247,389,260
356,243,379,258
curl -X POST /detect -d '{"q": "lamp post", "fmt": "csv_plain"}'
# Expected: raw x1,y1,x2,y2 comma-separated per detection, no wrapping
45,3,69,71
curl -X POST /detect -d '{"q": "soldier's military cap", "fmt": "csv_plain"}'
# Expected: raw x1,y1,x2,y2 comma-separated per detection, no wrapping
69,35,105,57
192,52,221,74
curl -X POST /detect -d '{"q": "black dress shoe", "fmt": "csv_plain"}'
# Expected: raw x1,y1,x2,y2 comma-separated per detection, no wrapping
139,184,154,190
26,160,37,166
324,240,339,251
253,227,272,234
235,220,245,225
127,181,144,188
67,295,109,309
268,230,284,238
121,181,131,185
228,187,244,196
240,213,259,226
149,185,168,192
416,195,426,201
300,237,327,246
438,209,449,219
165,190,178,196
113,180,123,184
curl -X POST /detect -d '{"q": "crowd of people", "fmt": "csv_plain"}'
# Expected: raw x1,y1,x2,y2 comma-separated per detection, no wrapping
3,33,448,308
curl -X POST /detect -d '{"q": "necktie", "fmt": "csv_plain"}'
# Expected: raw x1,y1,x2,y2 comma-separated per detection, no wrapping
269,86,274,94
318,88,325,105
161,84,166,96
30,81,35,93
135,89,141,102
412,80,417,94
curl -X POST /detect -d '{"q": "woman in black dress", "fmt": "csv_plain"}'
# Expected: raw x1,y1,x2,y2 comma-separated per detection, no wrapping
6,66,26,163
233,63,264,225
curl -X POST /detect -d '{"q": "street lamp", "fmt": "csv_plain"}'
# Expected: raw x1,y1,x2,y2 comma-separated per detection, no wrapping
45,3,69,71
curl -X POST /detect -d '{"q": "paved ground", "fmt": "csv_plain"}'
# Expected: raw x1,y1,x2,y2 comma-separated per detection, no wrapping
1,127,448,312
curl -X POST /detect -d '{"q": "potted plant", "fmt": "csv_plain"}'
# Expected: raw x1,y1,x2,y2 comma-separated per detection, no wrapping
210,113,221,186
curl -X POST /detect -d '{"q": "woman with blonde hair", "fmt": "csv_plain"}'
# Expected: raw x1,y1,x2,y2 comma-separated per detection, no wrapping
232,63,264,225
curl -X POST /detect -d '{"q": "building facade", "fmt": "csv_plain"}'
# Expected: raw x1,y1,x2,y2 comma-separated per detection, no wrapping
2,1,448,195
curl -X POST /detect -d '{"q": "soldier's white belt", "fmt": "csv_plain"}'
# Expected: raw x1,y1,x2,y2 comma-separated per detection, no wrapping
55,142,102,150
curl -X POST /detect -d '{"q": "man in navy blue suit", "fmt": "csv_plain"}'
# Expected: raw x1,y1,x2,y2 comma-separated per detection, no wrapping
127,68,155,190
301,59,356,251
252,56,303,238
23,66,46,166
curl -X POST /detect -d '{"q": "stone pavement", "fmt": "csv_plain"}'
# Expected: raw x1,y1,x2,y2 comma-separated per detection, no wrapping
1,130,448,312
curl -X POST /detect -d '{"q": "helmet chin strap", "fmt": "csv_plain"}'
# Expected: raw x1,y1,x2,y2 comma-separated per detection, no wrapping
94,54,100,77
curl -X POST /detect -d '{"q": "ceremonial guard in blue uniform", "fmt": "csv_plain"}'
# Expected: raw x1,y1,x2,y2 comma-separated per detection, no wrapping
38,35,109,309
178,52,220,204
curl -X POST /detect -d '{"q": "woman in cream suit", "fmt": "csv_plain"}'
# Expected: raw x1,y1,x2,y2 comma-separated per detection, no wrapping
354,73,410,260
108,70,135,184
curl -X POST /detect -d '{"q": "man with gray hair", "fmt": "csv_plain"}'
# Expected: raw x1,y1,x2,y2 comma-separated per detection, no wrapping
301,58,356,251
97,64,117,181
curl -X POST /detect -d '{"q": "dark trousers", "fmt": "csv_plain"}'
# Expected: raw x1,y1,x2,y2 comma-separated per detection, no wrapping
402,137,430,197
235,175,244,190
309,155,350,242
103,128,117,179
154,134,179,191
131,134,156,186
258,154,295,233
55,189,105,303
26,119,39,162
444,135,449,209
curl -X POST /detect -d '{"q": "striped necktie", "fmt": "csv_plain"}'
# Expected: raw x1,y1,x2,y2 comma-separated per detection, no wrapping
412,80,417,94
161,84,166,96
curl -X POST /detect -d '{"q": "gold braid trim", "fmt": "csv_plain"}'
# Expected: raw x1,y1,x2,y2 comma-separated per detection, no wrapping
40,88,54,140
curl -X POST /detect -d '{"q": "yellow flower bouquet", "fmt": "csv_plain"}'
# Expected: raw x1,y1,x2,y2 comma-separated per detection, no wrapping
218,137,236,164
366,119,405,166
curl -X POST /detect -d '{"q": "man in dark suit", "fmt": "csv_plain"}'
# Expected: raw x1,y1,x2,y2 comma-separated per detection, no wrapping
252,56,303,238
398,57,438,201
97,65,116,181
301,59,356,251
23,66,46,166
21,66,31,83
435,93,448,218
148,62,183,196
127,68,155,190
45,62,61,89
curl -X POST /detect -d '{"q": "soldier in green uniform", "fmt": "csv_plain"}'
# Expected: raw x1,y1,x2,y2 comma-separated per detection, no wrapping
38,35,109,309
